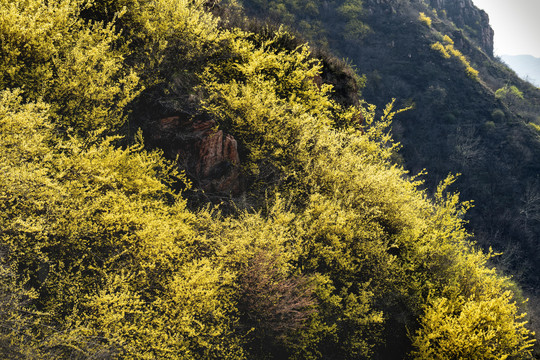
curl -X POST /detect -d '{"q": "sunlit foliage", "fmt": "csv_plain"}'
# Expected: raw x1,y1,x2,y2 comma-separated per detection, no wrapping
0,0,535,359
432,37,479,80
418,12,432,27
0,0,140,134
495,84,524,107
412,292,534,359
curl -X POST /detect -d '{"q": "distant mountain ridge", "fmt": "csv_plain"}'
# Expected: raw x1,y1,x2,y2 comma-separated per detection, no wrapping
501,54,540,87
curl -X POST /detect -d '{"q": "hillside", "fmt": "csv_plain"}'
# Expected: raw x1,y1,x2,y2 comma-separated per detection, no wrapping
236,0,540,346
0,0,537,359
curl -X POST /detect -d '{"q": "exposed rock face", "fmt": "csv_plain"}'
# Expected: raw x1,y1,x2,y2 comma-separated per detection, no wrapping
429,0,494,56
152,116,243,195
362,0,493,57
197,128,242,193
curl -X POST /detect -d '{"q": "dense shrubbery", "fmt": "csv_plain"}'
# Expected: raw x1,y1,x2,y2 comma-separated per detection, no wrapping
235,0,540,355
0,0,140,134
0,0,535,358
431,36,479,80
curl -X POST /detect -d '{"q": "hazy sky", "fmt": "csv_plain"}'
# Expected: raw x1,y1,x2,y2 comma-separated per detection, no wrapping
471,0,540,58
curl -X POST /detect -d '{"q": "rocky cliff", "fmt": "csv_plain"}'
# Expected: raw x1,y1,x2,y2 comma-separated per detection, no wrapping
150,115,244,196
429,0,494,56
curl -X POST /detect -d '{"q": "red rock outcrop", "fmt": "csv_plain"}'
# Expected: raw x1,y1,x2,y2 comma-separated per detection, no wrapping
196,128,242,194
152,116,243,195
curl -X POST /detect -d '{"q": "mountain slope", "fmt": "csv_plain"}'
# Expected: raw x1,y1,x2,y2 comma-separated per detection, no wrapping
236,0,540,336
0,0,536,359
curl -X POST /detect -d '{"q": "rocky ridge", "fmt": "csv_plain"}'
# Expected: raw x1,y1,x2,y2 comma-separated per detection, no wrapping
429,0,494,56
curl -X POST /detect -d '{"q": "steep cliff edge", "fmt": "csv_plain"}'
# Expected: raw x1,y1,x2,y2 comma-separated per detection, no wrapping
429,0,494,56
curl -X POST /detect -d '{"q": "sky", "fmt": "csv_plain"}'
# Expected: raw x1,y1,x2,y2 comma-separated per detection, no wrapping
471,0,540,58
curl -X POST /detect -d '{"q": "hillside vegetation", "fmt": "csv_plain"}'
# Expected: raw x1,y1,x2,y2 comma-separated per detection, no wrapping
0,0,536,359
236,0,540,350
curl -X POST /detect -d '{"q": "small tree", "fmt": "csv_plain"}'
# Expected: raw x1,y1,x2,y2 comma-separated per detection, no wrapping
495,85,524,107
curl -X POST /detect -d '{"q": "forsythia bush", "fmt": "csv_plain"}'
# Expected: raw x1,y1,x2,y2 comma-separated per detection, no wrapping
431,37,480,80
418,12,432,27
412,292,534,359
0,0,140,133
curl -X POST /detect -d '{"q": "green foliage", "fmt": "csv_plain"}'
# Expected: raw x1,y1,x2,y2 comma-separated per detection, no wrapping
338,0,371,40
484,120,495,130
232,0,370,50
491,108,506,122
495,85,524,107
